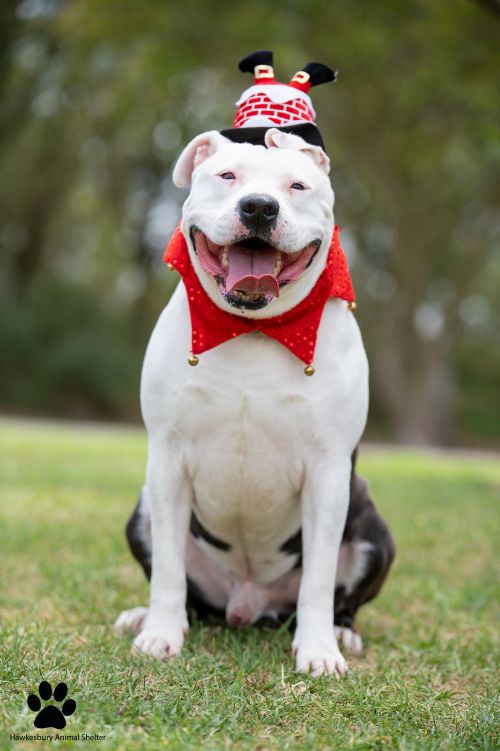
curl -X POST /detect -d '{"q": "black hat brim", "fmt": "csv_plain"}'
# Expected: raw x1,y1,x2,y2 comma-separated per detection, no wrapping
220,122,326,151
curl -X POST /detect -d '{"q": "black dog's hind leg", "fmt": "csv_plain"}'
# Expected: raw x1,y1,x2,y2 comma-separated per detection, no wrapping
126,489,152,580
113,490,153,634
124,489,227,623
334,451,395,643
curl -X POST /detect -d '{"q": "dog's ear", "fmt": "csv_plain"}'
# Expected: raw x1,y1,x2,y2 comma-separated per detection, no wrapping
173,131,229,188
264,128,330,175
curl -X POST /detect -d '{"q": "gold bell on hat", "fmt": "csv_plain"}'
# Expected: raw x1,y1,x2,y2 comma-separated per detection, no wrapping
188,354,199,366
167,263,174,272
348,300,357,312
304,364,315,376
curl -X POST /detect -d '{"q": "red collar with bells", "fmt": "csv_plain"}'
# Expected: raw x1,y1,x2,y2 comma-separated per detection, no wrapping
163,225,355,374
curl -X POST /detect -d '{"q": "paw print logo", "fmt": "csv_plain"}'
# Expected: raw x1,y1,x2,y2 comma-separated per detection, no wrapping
27,681,76,729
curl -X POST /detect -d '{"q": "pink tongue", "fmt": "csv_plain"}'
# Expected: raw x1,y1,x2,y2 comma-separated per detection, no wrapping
226,246,279,297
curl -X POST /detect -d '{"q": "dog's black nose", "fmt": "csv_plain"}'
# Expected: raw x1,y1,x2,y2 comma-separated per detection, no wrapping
238,194,279,231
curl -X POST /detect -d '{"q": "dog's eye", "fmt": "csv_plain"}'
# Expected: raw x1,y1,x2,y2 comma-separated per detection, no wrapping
291,182,306,191
219,172,236,180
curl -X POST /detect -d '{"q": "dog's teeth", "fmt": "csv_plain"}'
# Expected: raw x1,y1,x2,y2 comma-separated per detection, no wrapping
273,251,283,275
221,248,229,269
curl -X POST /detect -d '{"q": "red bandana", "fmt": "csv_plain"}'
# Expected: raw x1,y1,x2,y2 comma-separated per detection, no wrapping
163,225,355,366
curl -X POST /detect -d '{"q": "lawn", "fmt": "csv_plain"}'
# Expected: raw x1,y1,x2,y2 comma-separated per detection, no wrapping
0,418,498,751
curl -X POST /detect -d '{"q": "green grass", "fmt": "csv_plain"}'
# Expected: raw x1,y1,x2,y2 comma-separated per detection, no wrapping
0,419,499,751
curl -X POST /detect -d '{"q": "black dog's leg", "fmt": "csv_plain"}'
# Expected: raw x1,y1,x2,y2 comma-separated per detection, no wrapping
334,451,395,632
125,490,152,579
124,490,226,622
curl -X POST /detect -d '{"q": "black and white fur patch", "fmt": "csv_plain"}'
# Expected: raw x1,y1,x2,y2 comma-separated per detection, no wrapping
123,449,395,641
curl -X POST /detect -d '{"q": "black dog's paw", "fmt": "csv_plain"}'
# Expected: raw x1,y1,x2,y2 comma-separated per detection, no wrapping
27,681,76,729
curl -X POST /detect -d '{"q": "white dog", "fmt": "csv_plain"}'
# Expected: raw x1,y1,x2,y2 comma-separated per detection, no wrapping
115,128,394,677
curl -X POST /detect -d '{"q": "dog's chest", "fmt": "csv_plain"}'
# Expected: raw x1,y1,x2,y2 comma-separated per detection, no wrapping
173,372,310,578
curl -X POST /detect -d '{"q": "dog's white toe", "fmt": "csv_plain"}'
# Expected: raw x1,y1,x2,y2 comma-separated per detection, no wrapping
132,614,188,660
335,626,363,655
295,647,348,678
293,631,348,678
114,606,149,635
132,629,184,660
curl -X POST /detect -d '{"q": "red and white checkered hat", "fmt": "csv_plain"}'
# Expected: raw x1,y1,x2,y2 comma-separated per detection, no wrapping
220,50,336,149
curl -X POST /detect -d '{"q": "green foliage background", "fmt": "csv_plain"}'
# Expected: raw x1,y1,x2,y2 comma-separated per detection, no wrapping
0,0,499,443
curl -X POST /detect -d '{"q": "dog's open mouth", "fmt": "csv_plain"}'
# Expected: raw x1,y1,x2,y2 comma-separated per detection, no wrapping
190,227,320,309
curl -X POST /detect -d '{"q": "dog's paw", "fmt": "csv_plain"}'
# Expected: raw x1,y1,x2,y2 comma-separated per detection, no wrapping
335,626,363,655
292,630,348,678
132,616,188,661
114,606,148,635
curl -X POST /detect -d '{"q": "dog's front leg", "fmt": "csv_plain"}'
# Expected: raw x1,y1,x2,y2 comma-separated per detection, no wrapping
293,457,351,678
132,436,192,660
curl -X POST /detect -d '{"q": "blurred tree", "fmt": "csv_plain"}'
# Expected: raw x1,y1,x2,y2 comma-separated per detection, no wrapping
0,0,498,442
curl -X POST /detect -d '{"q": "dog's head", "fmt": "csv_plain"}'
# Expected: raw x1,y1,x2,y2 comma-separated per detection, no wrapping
173,128,334,317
